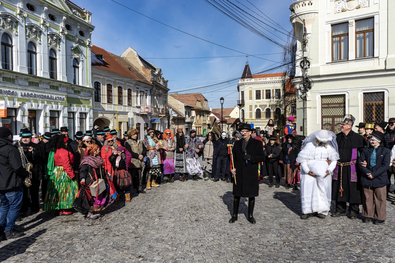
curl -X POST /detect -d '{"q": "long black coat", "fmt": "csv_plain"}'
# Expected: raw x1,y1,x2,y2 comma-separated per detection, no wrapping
358,146,390,188
232,137,265,197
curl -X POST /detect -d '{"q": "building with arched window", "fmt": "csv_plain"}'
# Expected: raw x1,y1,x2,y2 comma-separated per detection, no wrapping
0,1,94,138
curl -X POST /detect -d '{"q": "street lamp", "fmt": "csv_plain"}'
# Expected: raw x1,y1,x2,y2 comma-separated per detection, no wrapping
220,97,224,131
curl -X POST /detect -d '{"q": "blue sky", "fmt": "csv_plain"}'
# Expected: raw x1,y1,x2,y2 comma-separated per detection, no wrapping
79,0,295,108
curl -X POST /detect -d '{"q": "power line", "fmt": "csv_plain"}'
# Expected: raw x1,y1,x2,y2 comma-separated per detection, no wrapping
144,52,284,60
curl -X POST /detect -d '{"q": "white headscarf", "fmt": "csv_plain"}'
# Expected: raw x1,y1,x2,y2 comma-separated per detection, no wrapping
301,130,338,151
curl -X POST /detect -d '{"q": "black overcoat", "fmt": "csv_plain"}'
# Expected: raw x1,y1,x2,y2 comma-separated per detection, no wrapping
232,137,265,197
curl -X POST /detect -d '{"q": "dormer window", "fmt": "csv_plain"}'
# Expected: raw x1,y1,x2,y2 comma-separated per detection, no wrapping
79,30,85,37
65,24,72,31
48,14,56,21
26,3,36,12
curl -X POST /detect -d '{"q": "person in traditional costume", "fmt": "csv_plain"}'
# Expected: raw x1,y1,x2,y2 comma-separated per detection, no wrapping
265,119,277,139
284,116,296,136
185,129,203,180
110,146,132,202
44,135,78,215
280,134,301,190
144,128,161,189
202,132,216,181
296,130,339,219
162,129,175,183
174,129,187,182
332,114,366,219
359,131,390,224
230,123,265,224
101,135,117,179
124,128,146,194
356,123,366,137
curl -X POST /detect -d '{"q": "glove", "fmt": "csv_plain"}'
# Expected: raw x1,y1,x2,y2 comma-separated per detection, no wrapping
243,154,251,161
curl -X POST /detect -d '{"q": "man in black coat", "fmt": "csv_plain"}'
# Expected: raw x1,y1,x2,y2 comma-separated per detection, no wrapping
265,135,281,188
213,132,231,182
38,132,51,205
0,127,29,239
358,131,390,224
384,118,395,194
230,123,265,224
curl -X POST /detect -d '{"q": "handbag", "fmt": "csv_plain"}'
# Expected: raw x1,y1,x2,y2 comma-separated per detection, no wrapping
116,170,132,189
72,185,90,214
90,179,106,197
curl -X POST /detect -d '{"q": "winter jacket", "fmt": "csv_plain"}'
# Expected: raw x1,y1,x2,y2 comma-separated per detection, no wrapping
384,129,395,150
20,141,45,180
0,138,28,191
265,143,281,163
358,146,390,188
101,146,113,174
54,148,75,179
79,164,105,187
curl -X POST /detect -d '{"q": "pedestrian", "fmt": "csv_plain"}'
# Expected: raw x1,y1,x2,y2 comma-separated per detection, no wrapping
265,119,277,139
332,114,365,219
110,146,132,202
284,116,296,135
101,135,117,178
266,135,281,188
110,129,122,147
214,132,231,182
51,128,60,137
202,132,216,181
359,131,390,224
230,123,265,224
384,118,395,194
280,134,301,190
124,128,146,194
94,129,105,148
296,130,339,219
19,128,44,215
144,128,161,189
174,129,187,181
103,126,111,137
162,129,175,183
121,131,129,146
39,132,52,203
364,123,375,141
375,122,387,134
0,127,29,239
44,135,78,215
185,129,203,180
356,123,366,137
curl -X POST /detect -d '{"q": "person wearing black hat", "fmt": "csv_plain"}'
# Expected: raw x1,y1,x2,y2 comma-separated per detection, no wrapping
375,122,387,134
120,131,129,146
229,123,265,224
0,127,29,240
266,135,281,188
19,128,45,215
70,131,84,154
94,129,105,148
279,134,300,190
60,127,68,136
103,126,110,136
356,122,366,136
38,132,52,201
332,114,365,219
51,128,60,137
358,131,390,224
85,130,93,137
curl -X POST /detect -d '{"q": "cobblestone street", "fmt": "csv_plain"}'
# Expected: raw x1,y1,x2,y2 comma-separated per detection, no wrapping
1,179,395,262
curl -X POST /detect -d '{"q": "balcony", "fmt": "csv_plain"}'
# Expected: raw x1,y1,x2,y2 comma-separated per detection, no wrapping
185,116,194,123
237,100,245,106
140,105,153,114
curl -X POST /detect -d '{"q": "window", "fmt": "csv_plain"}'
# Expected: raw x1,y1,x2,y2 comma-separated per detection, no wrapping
275,108,281,119
118,86,123,105
265,90,271,100
49,49,57,79
256,108,261,120
27,42,36,75
321,95,345,134
356,18,374,58
26,3,36,11
48,14,56,21
65,24,72,31
265,108,271,119
49,111,59,130
332,23,348,61
79,112,86,131
107,84,113,104
3,108,17,135
73,58,79,84
1,33,12,70
68,112,74,140
275,89,281,99
136,89,139,105
256,90,261,100
291,104,296,115
128,89,132,106
140,91,144,106
79,30,85,37
364,92,384,123
94,82,101,102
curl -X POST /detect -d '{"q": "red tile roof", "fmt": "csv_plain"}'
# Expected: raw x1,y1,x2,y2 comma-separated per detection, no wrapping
252,73,286,79
170,93,209,110
211,111,226,122
211,108,234,117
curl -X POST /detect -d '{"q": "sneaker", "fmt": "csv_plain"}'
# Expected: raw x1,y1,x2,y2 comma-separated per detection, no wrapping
5,230,25,240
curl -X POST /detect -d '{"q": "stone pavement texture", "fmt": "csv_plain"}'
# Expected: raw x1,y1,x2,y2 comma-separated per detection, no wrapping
1,178,395,262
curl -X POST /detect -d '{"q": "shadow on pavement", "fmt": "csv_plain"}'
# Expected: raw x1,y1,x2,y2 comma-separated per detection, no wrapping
0,229,47,261
18,211,57,232
221,191,248,218
273,191,302,216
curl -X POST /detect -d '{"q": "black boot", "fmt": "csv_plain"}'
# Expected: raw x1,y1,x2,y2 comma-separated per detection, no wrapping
247,197,256,224
229,197,240,223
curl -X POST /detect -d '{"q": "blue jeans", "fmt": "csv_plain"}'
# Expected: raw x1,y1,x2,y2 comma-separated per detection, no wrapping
0,186,23,232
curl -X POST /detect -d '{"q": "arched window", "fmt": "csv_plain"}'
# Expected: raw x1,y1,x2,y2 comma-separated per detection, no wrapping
118,86,123,105
27,42,36,75
128,89,132,106
256,108,261,120
73,58,79,84
107,84,112,104
275,108,281,120
49,49,57,79
265,108,271,119
1,33,13,70
94,82,101,102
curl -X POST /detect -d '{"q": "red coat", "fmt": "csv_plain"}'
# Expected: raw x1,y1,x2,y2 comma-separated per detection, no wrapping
54,148,75,179
101,146,112,174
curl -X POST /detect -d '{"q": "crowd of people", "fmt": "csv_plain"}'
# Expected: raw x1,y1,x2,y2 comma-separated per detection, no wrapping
1,113,395,240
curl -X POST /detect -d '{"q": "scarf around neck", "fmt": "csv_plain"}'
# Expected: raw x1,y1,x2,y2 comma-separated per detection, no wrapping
80,155,103,169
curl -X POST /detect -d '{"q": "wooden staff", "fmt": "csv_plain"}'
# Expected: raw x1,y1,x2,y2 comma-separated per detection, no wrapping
228,144,236,185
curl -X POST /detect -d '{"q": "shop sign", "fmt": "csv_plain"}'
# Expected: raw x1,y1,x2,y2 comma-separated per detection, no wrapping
0,88,66,102
0,101,6,117
151,119,160,123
